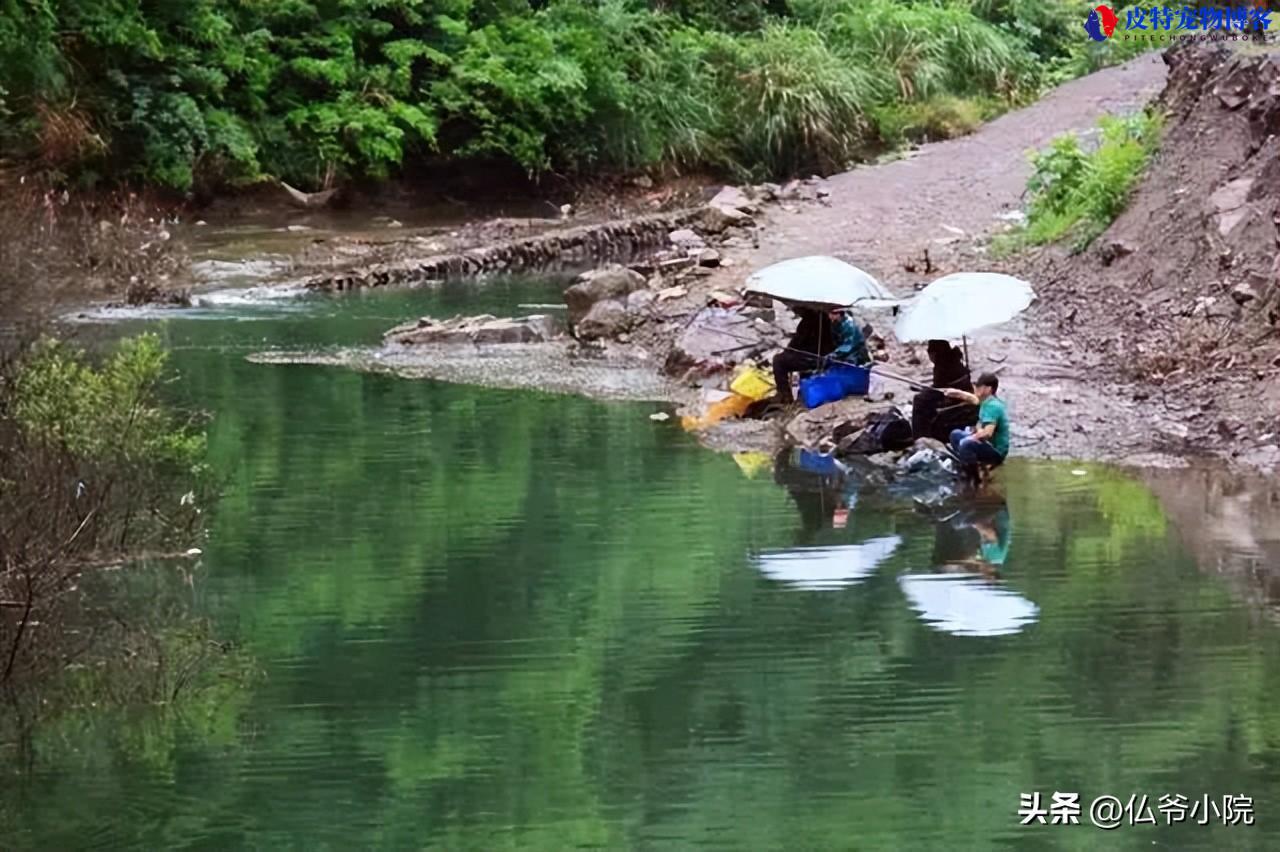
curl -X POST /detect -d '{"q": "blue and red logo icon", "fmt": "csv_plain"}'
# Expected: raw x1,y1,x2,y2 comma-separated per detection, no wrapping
1084,5,1119,41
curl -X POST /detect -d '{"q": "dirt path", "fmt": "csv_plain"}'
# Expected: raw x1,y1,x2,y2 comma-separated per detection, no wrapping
670,53,1176,464
725,56,1165,273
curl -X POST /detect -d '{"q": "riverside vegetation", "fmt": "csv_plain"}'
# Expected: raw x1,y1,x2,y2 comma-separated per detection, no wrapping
0,331,251,739
994,109,1164,253
0,190,245,739
0,0,1150,193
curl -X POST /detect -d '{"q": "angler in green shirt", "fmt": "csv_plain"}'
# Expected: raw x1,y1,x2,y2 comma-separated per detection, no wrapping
944,372,1010,477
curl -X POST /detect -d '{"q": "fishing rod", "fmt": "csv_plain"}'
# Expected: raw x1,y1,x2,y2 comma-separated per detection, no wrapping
705,323,935,392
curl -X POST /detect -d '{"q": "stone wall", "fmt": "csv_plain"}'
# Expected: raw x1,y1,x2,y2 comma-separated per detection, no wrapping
305,209,703,292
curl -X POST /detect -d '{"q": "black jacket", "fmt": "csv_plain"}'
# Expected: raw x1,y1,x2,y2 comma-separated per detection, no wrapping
932,347,973,392
788,309,837,357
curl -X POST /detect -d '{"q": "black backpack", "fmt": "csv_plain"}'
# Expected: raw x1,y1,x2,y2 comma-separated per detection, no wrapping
839,407,914,455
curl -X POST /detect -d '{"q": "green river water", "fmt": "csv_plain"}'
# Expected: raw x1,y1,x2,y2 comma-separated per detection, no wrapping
6,280,1280,850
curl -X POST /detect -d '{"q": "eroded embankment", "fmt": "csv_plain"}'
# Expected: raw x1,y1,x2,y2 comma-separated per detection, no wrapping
302,211,694,291
1017,45,1280,471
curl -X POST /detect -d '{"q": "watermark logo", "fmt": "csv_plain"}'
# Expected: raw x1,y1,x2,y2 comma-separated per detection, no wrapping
1085,6,1273,41
1084,5,1119,41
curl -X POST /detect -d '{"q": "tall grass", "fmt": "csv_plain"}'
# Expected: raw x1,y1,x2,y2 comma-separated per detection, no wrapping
995,110,1163,253
562,0,1055,179
824,0,1036,100
721,25,878,177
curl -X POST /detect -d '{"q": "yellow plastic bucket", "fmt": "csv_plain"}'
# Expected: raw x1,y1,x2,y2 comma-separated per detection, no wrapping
729,365,776,401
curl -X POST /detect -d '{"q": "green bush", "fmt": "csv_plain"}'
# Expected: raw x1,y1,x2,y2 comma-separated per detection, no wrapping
718,24,877,177
13,334,207,476
818,0,1037,101
997,110,1162,252
2,332,213,695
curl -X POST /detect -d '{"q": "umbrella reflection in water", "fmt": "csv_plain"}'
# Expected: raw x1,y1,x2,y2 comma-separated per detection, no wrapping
897,573,1039,637
755,535,903,591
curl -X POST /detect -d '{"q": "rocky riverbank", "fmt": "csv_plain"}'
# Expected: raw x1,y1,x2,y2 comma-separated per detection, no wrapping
254,48,1280,473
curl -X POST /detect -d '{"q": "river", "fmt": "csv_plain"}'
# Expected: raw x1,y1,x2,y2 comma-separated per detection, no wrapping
6,278,1280,850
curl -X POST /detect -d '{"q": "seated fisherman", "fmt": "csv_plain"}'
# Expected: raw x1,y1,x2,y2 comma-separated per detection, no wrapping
827,309,872,368
912,340,977,443
944,373,1010,478
773,307,871,404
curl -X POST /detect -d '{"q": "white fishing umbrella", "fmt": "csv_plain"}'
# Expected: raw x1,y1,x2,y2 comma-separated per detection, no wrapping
894,272,1035,342
897,573,1039,637
744,256,905,309
756,535,903,591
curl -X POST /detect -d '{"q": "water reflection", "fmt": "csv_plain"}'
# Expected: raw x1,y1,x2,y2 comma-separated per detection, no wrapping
764,451,1040,635
772,448,857,541
909,492,1037,636
897,573,1039,637
756,538,903,591
20,286,1280,849
1141,467,1280,615
928,493,1012,577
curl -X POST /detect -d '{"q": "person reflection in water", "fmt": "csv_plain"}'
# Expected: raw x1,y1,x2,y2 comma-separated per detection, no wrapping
972,506,1011,569
931,497,1011,579
773,449,857,541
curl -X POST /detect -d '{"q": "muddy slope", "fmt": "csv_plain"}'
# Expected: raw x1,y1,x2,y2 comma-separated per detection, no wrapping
1019,46,1280,469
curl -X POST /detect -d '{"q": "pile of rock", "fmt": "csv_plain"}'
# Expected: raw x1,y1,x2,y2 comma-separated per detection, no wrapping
782,398,957,481
627,180,833,290
562,265,655,341
384,313,560,346
555,178,834,348
123,280,192,307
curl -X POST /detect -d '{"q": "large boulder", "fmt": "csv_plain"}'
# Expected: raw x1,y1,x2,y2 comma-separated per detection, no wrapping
472,315,558,344
698,204,752,234
563,265,647,326
783,398,883,449
709,185,758,215
667,228,705,249
626,289,657,312
576,299,632,340
663,308,775,381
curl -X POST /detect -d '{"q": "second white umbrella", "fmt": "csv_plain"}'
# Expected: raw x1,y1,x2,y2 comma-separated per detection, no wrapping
894,272,1035,342
756,535,903,591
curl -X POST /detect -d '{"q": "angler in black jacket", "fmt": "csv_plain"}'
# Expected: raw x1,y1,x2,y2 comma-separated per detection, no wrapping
772,308,837,404
911,340,978,442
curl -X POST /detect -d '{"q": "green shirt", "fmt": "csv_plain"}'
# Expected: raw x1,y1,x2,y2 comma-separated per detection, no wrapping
978,509,1011,566
979,396,1010,457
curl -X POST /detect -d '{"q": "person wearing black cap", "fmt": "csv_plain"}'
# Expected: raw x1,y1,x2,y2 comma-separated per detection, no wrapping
911,339,977,443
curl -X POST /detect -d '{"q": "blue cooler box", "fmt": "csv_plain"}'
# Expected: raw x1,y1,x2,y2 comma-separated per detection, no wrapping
799,364,870,409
